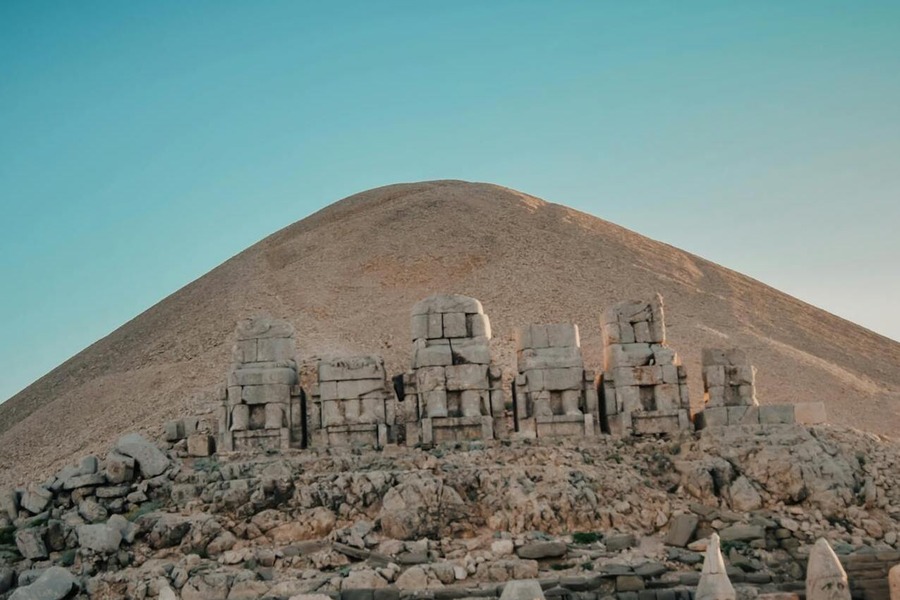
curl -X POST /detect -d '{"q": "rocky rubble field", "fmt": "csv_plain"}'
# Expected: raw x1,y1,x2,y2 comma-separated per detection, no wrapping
1,424,899,600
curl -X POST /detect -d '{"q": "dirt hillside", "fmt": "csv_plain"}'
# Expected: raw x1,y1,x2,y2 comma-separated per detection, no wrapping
1,180,898,485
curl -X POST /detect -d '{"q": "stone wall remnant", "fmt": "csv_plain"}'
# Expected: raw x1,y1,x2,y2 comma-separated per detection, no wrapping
308,355,394,448
218,316,302,452
513,324,599,438
599,294,691,435
696,348,828,428
400,294,504,445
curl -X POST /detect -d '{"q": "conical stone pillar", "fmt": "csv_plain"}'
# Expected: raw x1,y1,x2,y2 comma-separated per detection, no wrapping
806,538,851,600
696,533,736,600
889,564,900,600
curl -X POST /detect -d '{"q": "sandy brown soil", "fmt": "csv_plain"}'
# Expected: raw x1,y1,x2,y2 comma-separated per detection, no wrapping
1,180,898,486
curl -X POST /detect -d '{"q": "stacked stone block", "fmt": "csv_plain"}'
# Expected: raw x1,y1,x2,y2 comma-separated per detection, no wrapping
400,294,504,446
513,323,599,438
218,316,302,452
695,349,760,427
308,355,393,448
696,348,827,428
599,294,692,435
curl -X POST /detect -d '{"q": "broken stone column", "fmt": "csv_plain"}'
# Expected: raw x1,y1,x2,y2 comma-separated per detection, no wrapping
513,324,599,438
696,533,736,600
218,316,302,452
400,294,504,446
806,538,851,600
308,355,394,449
695,348,759,427
599,294,691,435
695,348,827,428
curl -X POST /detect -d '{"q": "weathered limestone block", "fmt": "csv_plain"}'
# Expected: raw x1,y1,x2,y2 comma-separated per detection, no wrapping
794,402,827,424
310,354,394,448
105,450,134,484
600,294,690,436
21,486,52,515
412,294,483,316
445,364,489,391
8,567,79,600
220,315,301,453
806,538,851,600
696,533,735,600
514,323,597,438
187,433,215,457
115,433,169,478
404,294,502,445
450,337,491,364
15,528,48,560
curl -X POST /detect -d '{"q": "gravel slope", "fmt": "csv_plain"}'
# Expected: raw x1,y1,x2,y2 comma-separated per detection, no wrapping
1,180,897,486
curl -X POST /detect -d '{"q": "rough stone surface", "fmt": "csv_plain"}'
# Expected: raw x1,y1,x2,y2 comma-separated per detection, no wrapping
77,523,123,553
115,433,169,478
516,541,567,559
9,567,79,600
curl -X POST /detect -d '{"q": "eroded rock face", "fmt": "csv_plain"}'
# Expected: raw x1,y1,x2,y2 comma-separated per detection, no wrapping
2,422,899,600
678,426,859,517
378,474,467,540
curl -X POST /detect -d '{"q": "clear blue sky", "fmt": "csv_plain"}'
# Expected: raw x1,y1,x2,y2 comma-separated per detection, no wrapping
1,1,898,403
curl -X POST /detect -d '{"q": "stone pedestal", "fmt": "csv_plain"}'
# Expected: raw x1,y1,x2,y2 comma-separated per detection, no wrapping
401,294,504,446
599,294,691,436
308,355,394,449
218,316,302,452
513,324,599,438
694,348,827,429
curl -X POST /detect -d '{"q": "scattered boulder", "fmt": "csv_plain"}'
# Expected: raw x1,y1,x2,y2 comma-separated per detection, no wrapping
77,523,122,553
666,514,699,547
378,475,467,540
20,487,52,515
14,528,48,560
105,450,135,484
0,567,14,595
115,433,169,478
516,541,567,559
9,567,79,600
342,569,389,590
0,488,18,520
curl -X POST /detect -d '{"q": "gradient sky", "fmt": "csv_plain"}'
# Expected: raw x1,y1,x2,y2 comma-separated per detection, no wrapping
1,1,898,403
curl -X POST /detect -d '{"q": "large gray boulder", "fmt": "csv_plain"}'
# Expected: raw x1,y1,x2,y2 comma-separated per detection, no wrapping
77,523,122,553
115,433,169,478
14,528,47,560
9,566,79,600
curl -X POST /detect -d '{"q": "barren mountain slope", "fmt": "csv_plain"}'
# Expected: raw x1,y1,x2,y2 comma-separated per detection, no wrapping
1,180,898,486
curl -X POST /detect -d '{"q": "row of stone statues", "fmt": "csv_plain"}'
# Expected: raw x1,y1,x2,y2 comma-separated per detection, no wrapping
216,293,826,453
